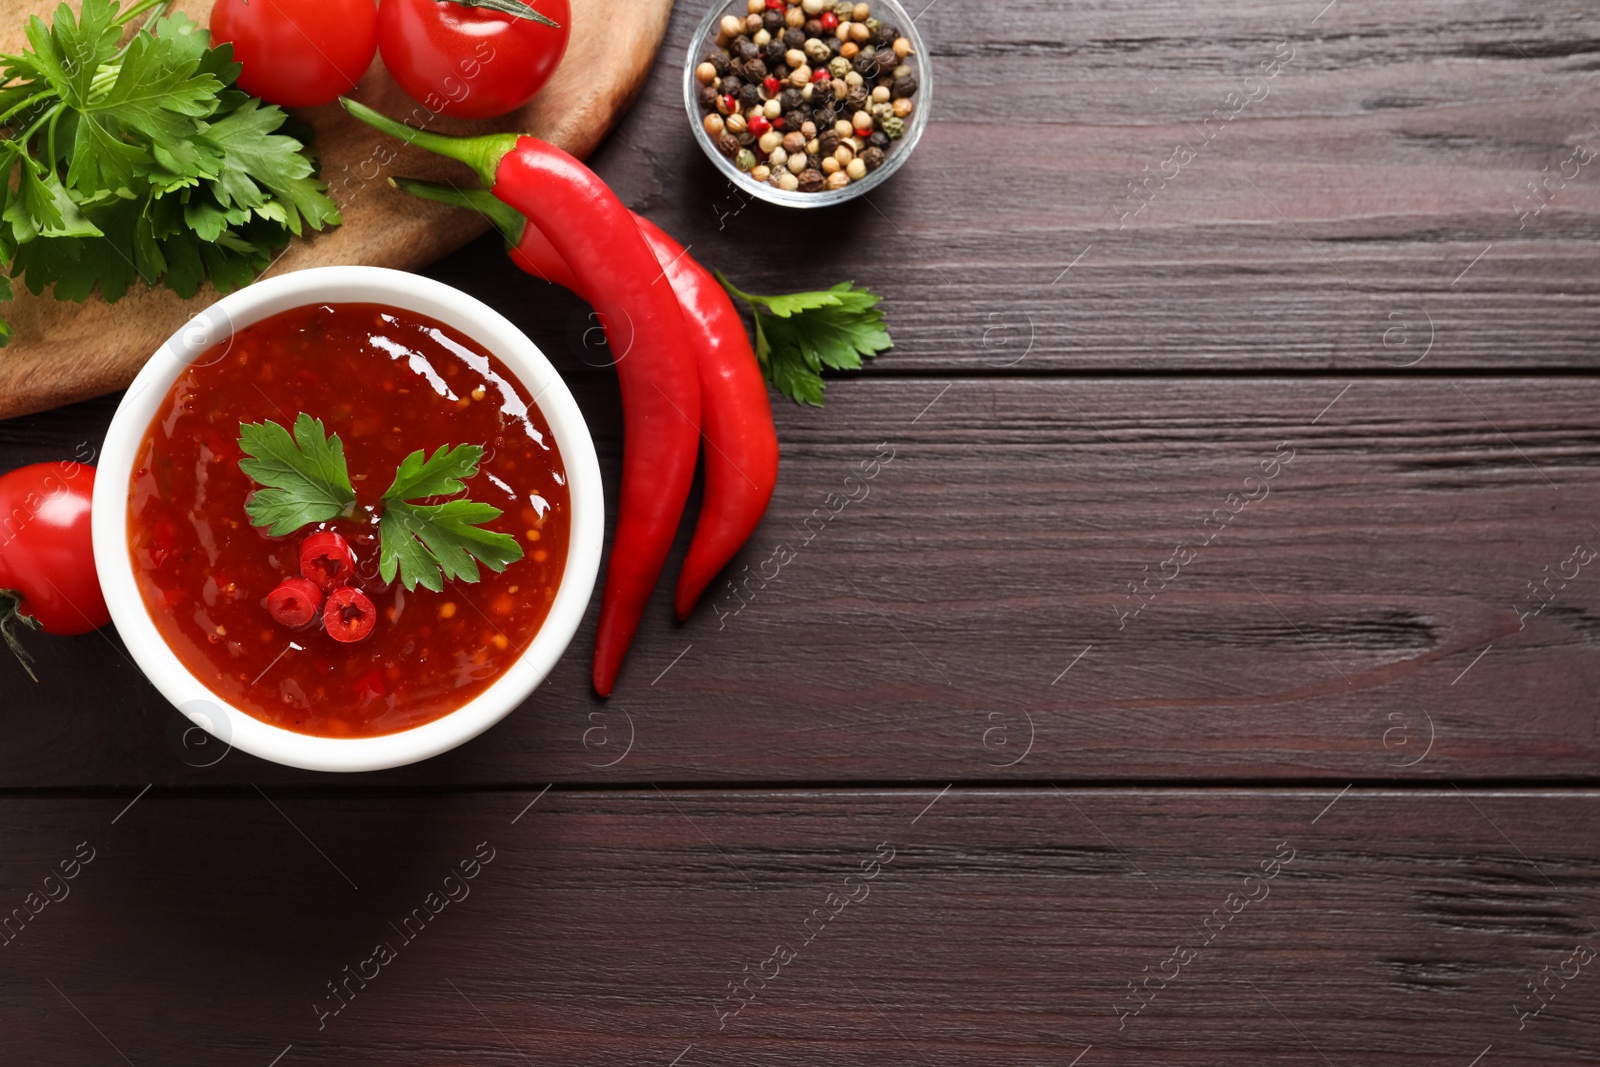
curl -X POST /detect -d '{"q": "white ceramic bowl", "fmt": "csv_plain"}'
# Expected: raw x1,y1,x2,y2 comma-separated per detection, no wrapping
92,266,604,773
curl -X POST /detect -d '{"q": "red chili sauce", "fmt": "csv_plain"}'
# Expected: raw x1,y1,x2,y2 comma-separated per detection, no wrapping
128,302,570,737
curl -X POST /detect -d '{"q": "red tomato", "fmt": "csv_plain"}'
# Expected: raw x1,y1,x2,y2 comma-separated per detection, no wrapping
377,0,570,119
210,0,380,109
0,463,109,657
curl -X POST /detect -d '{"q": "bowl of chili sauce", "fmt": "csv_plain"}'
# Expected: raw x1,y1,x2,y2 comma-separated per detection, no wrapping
92,266,604,772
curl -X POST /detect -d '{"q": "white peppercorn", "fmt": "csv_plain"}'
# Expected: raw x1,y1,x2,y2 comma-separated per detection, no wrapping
871,85,890,103
720,14,743,37
787,151,808,174
752,163,771,182
778,171,801,191
802,0,826,13
703,113,725,136
846,157,867,180
770,146,789,167
893,36,912,57
696,62,718,85
827,170,851,189
892,97,913,118
821,155,840,174
753,29,771,46
763,98,781,118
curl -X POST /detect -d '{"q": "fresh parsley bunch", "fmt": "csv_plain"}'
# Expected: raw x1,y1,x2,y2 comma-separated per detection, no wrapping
716,273,893,407
0,0,341,343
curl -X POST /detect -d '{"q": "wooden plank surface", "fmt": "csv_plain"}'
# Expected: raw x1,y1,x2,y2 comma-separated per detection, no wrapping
556,0,1600,374
0,0,675,420
1,789,1596,1064
2,376,1599,786
1,0,1598,1061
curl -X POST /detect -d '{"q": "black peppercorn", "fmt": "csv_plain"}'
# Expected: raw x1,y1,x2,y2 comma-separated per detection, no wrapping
861,146,886,171
798,168,825,192
762,9,783,33
784,108,807,131
892,74,918,98
812,104,838,128
868,130,890,149
875,50,898,74
716,132,741,157
738,82,761,107
876,23,900,46
827,36,844,55
764,39,786,64
734,37,759,61
818,129,841,155
852,52,877,76
707,50,730,77
783,27,804,49
719,75,741,96
745,58,767,81
698,85,720,110
803,18,823,35
779,87,803,111
846,86,869,112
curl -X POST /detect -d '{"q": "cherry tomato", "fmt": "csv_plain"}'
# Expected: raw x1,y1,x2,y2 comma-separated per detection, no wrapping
267,577,324,628
300,531,357,590
376,0,570,119
324,587,377,643
210,0,380,109
0,463,109,677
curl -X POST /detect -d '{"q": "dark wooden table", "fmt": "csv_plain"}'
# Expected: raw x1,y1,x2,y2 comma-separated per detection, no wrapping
4,1,1599,1062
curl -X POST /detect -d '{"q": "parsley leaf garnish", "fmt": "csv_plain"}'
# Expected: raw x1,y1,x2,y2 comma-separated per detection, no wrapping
0,0,341,343
238,415,357,536
378,445,524,592
236,423,524,594
715,274,893,407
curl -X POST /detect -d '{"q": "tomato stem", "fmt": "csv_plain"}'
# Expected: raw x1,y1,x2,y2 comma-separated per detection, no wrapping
434,0,560,27
339,98,518,188
0,589,40,683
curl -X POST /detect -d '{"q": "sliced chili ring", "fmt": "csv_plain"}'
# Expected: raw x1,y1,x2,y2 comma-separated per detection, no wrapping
324,587,378,643
267,577,324,629
301,531,357,590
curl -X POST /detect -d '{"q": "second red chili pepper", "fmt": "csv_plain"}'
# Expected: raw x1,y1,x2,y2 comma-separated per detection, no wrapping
342,99,702,696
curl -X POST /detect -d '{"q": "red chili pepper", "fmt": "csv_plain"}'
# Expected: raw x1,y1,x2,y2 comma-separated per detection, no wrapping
384,181,780,623
342,100,703,696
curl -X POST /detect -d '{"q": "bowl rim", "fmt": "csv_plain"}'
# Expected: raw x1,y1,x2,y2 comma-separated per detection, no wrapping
92,265,605,773
683,0,932,209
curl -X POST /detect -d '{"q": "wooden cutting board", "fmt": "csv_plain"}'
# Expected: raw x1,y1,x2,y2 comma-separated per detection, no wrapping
0,0,675,421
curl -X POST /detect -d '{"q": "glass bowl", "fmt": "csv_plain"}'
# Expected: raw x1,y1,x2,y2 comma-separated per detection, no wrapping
683,0,932,208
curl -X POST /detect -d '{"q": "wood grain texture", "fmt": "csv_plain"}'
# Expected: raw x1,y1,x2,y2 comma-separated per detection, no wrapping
4,377,1599,787
0,788,1595,1064
515,0,1600,375
0,0,674,420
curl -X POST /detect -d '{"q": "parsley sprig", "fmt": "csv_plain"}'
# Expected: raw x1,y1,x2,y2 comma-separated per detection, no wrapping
715,273,893,407
238,414,524,593
0,0,340,343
